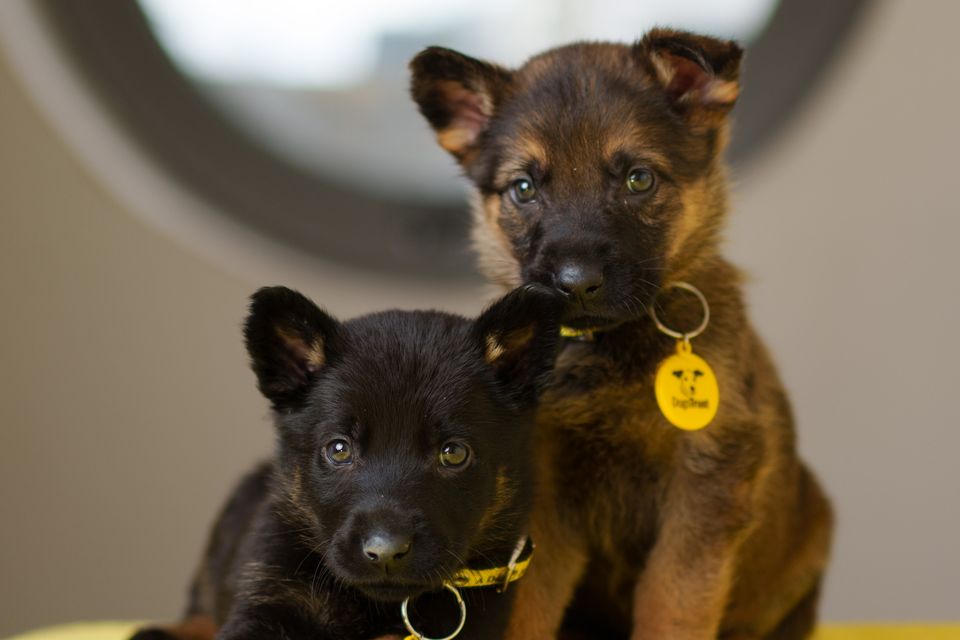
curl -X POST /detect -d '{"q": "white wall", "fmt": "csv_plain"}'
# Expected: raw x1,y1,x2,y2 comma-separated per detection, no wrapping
728,0,959,620
0,0,957,635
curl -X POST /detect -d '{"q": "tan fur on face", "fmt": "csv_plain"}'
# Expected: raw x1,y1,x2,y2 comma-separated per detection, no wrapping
280,465,321,529
493,138,548,187
601,135,671,172
663,166,730,282
471,192,523,289
476,467,517,538
666,178,711,263
289,465,304,504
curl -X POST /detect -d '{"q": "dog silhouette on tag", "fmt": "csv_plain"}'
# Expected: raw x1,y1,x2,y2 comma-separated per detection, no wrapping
655,347,719,431
673,368,704,399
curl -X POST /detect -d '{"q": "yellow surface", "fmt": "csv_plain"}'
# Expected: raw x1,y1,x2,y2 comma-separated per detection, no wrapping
6,622,141,640
6,622,960,639
813,625,960,640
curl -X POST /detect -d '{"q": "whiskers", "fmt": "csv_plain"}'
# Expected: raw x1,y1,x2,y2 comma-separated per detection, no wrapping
619,292,649,318
441,547,469,582
613,260,667,319
286,530,343,609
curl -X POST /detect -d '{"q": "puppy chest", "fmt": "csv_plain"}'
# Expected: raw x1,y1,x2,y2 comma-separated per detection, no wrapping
541,402,672,562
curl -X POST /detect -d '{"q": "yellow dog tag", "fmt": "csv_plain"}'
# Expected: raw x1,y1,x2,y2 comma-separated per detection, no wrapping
654,340,719,431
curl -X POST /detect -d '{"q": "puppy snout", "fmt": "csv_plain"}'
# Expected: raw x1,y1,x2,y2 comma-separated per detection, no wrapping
362,532,412,571
554,261,604,301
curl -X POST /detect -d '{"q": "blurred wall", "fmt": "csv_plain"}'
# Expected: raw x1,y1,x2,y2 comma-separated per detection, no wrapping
1,0,958,635
728,0,960,621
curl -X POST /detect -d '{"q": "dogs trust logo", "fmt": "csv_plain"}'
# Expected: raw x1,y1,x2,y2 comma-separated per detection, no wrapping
654,346,719,431
672,368,709,409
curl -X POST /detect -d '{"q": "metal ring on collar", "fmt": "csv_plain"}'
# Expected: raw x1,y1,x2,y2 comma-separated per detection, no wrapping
401,583,467,640
649,281,710,342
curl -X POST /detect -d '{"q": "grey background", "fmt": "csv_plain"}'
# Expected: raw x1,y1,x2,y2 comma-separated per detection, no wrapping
1,0,958,635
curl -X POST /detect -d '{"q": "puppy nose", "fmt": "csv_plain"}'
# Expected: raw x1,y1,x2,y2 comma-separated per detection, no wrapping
362,533,412,569
554,262,604,300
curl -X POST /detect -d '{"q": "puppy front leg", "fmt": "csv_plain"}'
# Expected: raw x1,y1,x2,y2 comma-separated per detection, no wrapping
630,438,762,640
503,498,589,640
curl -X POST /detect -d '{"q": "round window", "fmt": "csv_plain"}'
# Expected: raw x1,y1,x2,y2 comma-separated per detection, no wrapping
39,0,870,281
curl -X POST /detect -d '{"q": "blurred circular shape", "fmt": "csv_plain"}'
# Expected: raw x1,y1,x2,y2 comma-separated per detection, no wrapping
37,0,871,281
136,0,781,205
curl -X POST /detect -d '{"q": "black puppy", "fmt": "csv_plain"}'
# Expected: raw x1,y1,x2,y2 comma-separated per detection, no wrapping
131,285,562,640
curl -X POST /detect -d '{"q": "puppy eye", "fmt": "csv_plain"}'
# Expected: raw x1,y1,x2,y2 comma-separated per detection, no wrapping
324,438,354,465
626,168,655,194
439,442,471,469
510,177,538,204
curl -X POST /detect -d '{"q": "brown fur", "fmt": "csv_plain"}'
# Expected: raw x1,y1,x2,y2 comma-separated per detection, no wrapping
148,616,217,640
411,29,833,640
476,467,519,542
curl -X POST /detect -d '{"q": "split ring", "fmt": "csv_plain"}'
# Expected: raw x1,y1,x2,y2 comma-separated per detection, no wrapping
649,281,710,342
401,583,467,640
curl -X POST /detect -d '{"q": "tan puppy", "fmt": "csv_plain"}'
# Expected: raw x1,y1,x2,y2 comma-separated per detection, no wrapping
411,29,833,640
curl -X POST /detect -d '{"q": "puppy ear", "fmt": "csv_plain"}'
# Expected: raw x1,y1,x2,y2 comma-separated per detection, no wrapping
473,285,563,406
410,46,512,163
635,28,743,126
244,287,342,411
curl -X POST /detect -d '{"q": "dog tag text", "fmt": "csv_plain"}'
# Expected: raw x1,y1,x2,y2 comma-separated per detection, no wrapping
654,340,719,431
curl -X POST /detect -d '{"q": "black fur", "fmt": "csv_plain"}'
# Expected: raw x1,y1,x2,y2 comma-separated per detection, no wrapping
132,285,562,640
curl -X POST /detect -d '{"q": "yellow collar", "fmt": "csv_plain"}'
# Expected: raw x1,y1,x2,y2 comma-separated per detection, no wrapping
401,537,533,639
560,325,597,341
448,536,533,590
